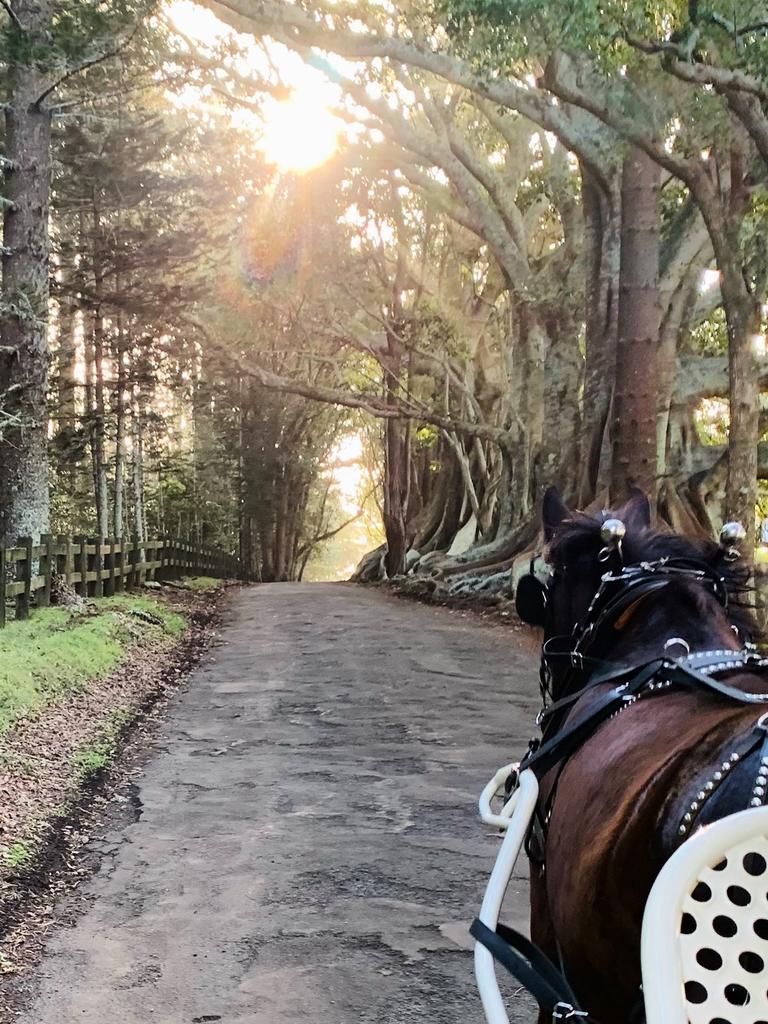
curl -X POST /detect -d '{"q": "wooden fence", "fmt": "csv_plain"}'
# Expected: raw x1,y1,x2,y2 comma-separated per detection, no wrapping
0,535,241,627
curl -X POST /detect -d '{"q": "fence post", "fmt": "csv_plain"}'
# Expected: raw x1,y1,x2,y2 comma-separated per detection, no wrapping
105,537,116,597
91,537,104,598
58,533,70,587
16,536,32,620
137,533,146,587
76,535,88,597
115,536,125,593
129,532,139,588
39,533,53,608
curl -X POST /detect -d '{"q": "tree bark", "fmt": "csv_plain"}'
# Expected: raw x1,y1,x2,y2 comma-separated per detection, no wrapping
92,304,109,537
611,146,662,502
0,0,53,542
131,368,146,542
577,168,620,504
113,329,127,537
56,275,78,432
724,291,761,546
686,147,762,550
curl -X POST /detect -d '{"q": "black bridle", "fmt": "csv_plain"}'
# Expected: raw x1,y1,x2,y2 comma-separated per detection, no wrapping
516,551,741,709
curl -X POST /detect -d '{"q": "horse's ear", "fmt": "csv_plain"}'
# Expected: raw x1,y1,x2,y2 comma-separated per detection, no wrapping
543,486,569,541
622,488,652,531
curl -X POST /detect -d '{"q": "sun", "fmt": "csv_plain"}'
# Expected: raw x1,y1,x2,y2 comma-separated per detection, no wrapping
166,2,344,174
258,93,342,174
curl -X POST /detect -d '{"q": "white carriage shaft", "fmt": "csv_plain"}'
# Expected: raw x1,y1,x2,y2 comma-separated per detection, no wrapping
642,807,768,1024
474,767,540,1024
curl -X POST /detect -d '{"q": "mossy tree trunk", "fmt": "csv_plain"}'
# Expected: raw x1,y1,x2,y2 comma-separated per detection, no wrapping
0,0,53,542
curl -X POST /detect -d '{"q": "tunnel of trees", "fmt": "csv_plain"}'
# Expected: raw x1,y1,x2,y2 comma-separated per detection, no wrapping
1,0,768,598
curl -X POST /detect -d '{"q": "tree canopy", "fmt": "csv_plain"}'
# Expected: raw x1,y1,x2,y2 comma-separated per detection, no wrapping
0,0,766,596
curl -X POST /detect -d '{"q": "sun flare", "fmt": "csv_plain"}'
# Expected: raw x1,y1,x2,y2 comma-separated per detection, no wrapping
258,94,341,173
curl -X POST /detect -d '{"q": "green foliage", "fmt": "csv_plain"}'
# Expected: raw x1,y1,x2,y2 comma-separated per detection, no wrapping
435,0,768,69
685,307,728,356
71,744,111,776
3,841,31,870
741,192,768,299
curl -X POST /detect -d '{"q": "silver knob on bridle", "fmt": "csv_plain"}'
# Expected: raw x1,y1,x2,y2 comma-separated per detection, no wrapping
720,522,746,546
720,521,746,562
600,519,626,546
599,518,625,562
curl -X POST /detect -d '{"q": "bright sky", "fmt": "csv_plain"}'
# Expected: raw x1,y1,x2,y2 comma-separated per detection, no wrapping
167,1,347,173
329,433,366,515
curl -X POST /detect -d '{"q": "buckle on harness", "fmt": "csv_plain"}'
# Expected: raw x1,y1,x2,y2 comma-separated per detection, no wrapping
552,1002,588,1021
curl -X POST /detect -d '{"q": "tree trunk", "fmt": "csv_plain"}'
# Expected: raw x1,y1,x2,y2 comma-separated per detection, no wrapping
0,0,53,542
381,333,410,576
688,126,760,551
724,292,761,547
611,146,662,502
131,373,146,542
56,281,78,432
92,305,109,536
541,311,583,500
114,331,127,536
578,167,620,505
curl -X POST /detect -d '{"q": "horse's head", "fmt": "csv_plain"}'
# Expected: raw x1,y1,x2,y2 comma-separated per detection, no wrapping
517,487,751,699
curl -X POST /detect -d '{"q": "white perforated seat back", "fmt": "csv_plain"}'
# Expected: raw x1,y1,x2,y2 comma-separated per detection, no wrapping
642,808,768,1024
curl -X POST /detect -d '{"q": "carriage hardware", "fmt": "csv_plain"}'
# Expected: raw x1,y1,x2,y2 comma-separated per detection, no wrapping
475,529,768,1024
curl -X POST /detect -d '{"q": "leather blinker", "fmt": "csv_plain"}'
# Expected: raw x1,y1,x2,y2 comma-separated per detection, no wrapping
516,560,549,627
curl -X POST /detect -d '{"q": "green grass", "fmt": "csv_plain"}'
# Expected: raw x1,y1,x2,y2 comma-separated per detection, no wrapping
72,707,132,779
0,596,186,736
3,841,31,870
181,575,221,591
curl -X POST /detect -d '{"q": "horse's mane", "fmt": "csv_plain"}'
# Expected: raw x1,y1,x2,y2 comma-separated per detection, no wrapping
549,512,753,631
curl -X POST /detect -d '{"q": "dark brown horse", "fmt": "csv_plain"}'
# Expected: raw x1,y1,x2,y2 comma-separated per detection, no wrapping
525,489,768,1023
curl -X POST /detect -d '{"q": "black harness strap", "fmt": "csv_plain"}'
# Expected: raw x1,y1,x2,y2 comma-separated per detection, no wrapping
524,657,768,781
470,920,587,1020
672,661,768,704
521,661,663,778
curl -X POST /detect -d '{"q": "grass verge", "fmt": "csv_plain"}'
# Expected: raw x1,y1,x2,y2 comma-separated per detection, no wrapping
0,596,185,737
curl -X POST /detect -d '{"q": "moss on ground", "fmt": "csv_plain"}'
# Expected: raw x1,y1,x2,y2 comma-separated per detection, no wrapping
180,576,221,591
0,595,186,736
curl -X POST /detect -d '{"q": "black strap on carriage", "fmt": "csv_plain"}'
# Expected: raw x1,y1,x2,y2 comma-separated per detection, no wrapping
470,919,588,1021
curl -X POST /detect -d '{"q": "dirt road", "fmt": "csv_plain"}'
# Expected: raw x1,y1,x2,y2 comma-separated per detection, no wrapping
13,583,539,1023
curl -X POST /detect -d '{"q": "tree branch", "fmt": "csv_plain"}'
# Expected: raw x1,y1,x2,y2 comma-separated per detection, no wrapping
200,0,617,176
0,0,21,29
188,319,519,452
36,23,142,107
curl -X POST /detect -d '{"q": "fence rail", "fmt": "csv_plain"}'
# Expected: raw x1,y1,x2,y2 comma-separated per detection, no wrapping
0,534,241,627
